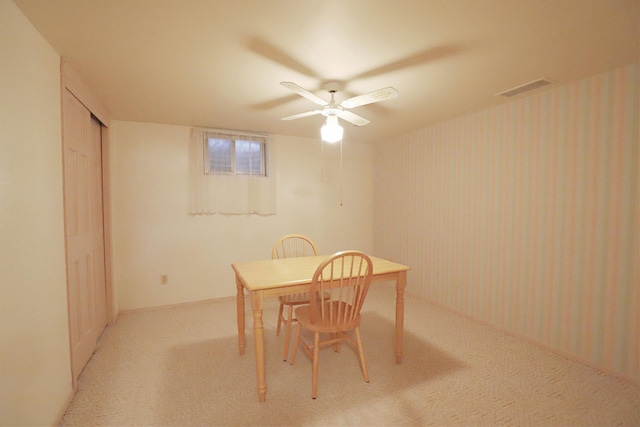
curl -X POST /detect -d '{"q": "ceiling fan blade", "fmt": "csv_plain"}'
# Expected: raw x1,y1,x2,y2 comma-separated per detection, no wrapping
341,87,398,109
338,110,370,126
281,110,322,121
280,82,328,106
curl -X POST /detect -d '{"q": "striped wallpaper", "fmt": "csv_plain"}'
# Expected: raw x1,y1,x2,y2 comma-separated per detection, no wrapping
373,63,639,383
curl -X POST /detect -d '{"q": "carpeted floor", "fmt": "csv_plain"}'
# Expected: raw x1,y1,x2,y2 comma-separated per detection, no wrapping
61,283,639,426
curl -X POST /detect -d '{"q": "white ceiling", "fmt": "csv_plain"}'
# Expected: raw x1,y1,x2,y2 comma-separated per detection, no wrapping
14,0,639,144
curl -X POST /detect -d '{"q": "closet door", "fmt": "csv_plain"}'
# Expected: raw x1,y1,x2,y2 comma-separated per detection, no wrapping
62,88,107,381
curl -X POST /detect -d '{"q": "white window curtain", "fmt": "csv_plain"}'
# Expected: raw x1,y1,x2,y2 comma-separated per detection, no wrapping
189,128,276,215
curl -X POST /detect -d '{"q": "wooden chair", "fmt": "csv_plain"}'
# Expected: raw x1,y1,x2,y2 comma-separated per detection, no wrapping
272,234,319,361
289,250,374,399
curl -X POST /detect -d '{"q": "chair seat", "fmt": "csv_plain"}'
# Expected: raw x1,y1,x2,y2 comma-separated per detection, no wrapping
272,234,320,361
289,250,373,398
295,302,360,333
279,291,331,304
279,292,314,304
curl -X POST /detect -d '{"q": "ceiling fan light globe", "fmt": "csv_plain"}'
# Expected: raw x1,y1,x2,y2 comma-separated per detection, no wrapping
321,116,343,143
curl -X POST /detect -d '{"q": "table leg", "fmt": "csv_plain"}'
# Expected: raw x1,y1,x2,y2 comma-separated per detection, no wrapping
395,270,407,363
251,290,267,402
236,278,246,355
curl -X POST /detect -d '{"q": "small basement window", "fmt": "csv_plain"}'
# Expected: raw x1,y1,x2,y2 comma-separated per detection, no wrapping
190,127,275,215
204,133,267,176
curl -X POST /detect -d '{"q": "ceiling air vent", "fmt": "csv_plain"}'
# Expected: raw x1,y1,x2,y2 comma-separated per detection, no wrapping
498,78,553,98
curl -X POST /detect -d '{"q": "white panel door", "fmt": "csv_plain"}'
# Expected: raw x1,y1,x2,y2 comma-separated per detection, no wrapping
62,88,107,381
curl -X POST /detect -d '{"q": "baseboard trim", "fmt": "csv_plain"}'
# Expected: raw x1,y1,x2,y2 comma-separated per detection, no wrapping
417,294,640,387
117,296,237,316
55,388,75,426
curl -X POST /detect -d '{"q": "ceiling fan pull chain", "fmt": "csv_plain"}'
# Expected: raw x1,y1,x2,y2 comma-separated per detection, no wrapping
339,138,343,207
321,137,325,183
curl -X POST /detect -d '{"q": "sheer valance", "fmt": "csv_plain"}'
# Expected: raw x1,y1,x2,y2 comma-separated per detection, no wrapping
189,128,276,215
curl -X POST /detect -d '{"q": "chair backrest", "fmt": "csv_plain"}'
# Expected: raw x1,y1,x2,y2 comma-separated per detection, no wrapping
272,234,318,259
309,251,373,328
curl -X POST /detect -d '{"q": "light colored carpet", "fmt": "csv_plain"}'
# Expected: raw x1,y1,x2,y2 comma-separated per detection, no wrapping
61,283,639,426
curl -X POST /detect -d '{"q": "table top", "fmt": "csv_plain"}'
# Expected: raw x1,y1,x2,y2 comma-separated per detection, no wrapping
232,254,410,292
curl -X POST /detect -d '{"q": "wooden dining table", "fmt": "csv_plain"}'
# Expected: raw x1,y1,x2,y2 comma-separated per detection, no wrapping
232,254,410,402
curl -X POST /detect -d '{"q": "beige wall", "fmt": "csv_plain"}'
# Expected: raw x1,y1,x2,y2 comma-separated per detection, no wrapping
373,63,639,383
110,121,373,310
3,0,636,422
0,2,373,421
0,0,73,425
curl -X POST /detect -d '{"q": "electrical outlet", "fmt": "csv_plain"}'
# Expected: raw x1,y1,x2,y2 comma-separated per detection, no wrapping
160,274,168,285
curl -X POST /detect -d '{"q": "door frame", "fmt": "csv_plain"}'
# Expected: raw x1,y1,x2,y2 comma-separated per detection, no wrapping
60,59,116,374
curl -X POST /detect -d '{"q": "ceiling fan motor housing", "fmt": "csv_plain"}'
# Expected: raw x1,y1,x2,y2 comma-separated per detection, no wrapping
322,82,342,116
322,106,343,117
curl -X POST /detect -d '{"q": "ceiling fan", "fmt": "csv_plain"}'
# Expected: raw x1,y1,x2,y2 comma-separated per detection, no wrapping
280,81,398,142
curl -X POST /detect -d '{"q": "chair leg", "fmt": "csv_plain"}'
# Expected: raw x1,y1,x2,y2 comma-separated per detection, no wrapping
354,326,369,383
282,305,294,361
276,302,284,336
332,333,340,352
312,332,320,399
289,322,302,365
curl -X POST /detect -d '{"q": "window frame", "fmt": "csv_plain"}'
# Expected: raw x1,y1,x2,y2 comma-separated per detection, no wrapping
203,132,268,177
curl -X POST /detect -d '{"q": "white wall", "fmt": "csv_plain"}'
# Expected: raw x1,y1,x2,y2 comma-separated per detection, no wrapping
0,1,73,425
111,121,373,310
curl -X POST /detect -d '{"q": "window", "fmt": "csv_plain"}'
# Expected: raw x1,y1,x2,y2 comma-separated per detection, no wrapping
189,128,276,215
205,135,266,176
